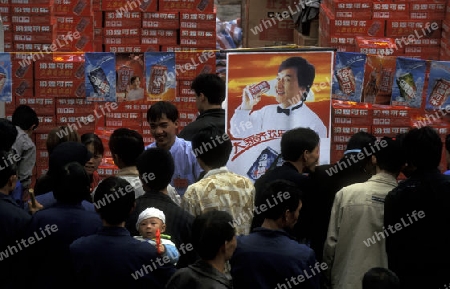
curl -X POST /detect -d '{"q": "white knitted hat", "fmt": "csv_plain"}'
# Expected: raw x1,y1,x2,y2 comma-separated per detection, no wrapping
136,207,166,230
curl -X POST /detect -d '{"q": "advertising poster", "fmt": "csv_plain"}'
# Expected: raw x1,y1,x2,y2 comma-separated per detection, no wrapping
115,53,145,102
361,55,396,105
85,52,116,102
391,57,427,108
226,51,333,182
332,52,367,102
144,52,176,101
425,61,450,110
0,53,12,102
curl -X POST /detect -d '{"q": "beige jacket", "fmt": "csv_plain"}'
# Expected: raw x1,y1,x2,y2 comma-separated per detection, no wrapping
323,172,398,289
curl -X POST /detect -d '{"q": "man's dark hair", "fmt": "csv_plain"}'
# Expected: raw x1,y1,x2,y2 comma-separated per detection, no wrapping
281,127,319,162
146,101,179,123
374,137,405,175
12,104,39,131
403,126,442,169
342,131,377,171
257,180,302,221
130,76,139,85
109,128,145,167
192,210,235,260
46,126,81,155
191,73,226,105
346,131,377,151
0,150,17,188
53,162,91,204
136,147,174,191
0,118,18,151
278,57,315,92
81,133,104,156
362,267,400,289
94,176,136,225
191,125,231,168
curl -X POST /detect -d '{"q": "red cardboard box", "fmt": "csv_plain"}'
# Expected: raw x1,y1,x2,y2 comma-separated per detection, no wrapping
11,4,53,15
36,150,49,167
180,12,215,29
35,133,48,150
104,10,141,20
34,60,85,79
103,37,141,45
104,44,159,52
35,115,56,133
141,29,177,45
180,29,216,47
17,98,55,115
334,10,372,19
56,98,95,114
14,43,53,52
12,23,56,33
409,1,446,12
103,28,140,37
104,18,141,27
34,79,85,98
56,16,94,33
385,20,442,38
142,12,180,29
371,126,410,137
158,0,213,12
11,15,56,25
410,11,445,20
326,0,372,14
372,2,409,19
4,100,16,115
101,0,157,12
12,60,33,79
13,32,56,43
54,0,93,16
355,36,404,56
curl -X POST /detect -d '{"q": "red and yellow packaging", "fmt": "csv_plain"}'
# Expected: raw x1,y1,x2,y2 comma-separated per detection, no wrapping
17,98,55,115
159,0,213,13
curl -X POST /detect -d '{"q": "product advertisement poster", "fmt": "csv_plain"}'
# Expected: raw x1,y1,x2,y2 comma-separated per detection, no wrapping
115,53,145,102
332,52,367,102
0,53,12,102
144,52,176,102
391,57,427,109
226,51,333,182
425,61,450,110
85,52,116,102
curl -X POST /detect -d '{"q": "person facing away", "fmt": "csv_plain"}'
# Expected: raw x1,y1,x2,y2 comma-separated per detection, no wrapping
178,73,226,141
34,125,81,196
384,126,450,289
165,210,236,289
231,180,321,289
251,127,320,245
30,142,95,212
70,176,176,289
323,137,404,289
11,104,39,203
135,207,180,266
307,131,377,262
362,268,400,289
126,147,198,268
81,133,104,192
145,101,202,197
229,56,327,139
182,125,255,235
25,162,102,289
0,150,32,289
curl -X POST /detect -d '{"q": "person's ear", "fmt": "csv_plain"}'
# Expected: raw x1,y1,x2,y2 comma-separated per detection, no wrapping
161,223,166,233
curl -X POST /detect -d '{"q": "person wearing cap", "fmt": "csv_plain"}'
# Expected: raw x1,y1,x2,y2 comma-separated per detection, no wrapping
134,207,180,265
30,142,95,212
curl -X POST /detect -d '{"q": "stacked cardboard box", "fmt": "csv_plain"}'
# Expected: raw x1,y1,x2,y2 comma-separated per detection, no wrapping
0,0,11,51
440,1,450,60
320,0,446,60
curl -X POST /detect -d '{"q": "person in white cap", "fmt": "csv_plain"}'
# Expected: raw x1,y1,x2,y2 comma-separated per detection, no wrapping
134,207,180,265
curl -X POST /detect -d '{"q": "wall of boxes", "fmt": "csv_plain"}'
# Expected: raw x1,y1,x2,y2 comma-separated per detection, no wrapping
0,0,217,184
319,0,449,61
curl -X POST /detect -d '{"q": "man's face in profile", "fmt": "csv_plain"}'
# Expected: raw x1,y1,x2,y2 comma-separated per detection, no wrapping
275,67,305,108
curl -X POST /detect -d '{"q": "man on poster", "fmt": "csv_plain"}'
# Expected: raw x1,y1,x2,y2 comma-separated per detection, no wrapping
230,56,327,138
228,56,329,181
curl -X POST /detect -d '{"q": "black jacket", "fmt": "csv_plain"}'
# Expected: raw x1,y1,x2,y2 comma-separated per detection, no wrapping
384,169,450,289
178,109,225,141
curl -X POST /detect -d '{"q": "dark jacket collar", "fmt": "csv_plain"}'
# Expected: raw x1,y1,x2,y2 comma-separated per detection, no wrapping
197,109,225,119
189,260,232,287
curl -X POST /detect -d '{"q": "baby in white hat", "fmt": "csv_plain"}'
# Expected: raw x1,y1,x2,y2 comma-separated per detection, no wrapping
134,207,180,265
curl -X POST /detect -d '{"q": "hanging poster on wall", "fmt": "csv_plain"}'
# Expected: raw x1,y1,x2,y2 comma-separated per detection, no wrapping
115,53,145,102
85,52,116,102
144,52,176,101
226,50,334,182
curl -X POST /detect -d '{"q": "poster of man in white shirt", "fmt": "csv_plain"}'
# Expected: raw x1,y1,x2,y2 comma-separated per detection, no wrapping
226,51,333,181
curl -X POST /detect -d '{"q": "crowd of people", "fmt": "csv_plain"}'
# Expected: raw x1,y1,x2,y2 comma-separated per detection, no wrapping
1,72,450,289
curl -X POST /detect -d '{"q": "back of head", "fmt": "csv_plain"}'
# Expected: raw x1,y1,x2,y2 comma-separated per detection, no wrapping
49,142,92,175
53,162,91,203
94,176,135,225
346,131,377,151
341,131,377,174
362,267,400,289
281,127,319,162
278,57,315,92
191,125,231,168
12,104,39,131
403,126,442,170
192,210,235,260
0,118,18,151
374,137,405,175
146,101,179,123
191,73,226,105
257,180,302,221
46,126,81,155
81,133,104,156
136,147,174,191
109,128,144,167
0,150,17,189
